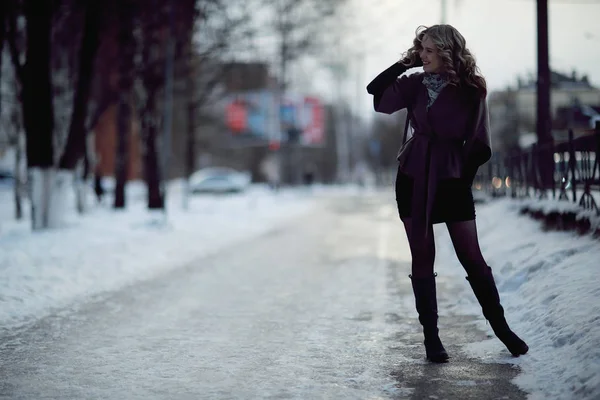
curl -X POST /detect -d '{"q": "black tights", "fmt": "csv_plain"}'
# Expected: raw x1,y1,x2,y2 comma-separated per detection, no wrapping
402,218,488,279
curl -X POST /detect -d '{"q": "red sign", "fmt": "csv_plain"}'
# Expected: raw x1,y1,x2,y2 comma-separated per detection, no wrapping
226,100,247,133
268,140,280,151
303,96,324,144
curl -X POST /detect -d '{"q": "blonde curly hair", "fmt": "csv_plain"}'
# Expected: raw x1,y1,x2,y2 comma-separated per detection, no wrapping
403,24,487,97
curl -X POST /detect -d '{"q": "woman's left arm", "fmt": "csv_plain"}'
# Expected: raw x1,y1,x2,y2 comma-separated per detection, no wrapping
462,96,492,184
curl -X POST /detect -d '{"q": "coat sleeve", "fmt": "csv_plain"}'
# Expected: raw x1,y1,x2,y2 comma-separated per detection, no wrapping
366,63,419,114
462,96,492,183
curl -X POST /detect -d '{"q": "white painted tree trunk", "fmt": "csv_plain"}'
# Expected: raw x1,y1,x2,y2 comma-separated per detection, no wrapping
75,132,97,214
14,134,25,220
48,169,73,228
30,168,72,229
30,167,53,230
74,163,89,214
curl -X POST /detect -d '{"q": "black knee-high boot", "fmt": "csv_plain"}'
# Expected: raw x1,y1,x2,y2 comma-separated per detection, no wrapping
410,274,449,363
466,266,529,356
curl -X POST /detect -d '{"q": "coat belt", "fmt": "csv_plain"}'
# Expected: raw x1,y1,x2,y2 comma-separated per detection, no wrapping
409,132,464,247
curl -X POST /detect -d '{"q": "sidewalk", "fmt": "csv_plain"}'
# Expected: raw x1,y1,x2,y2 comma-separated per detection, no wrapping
0,186,599,399
0,183,316,332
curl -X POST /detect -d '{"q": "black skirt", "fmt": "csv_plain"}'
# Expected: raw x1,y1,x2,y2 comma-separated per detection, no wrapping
395,167,475,223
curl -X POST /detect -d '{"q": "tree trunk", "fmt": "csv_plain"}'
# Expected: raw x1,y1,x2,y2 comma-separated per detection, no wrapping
58,0,101,170
138,0,164,209
184,88,195,209
143,90,163,209
23,1,54,169
161,3,175,209
75,157,87,214
183,27,196,210
0,1,4,127
75,134,94,214
114,0,134,209
14,133,23,220
22,0,55,229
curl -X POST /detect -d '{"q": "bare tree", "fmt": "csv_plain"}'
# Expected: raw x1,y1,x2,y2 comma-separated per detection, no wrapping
179,0,257,205
181,2,196,210
0,1,4,120
133,0,199,209
134,0,169,209
114,0,135,209
270,0,346,90
131,0,255,209
5,0,107,227
6,0,56,229
1,1,26,221
256,0,348,184
57,1,101,171
0,68,25,220
43,0,103,218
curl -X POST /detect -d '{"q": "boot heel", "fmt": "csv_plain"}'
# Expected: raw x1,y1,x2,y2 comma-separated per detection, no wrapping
425,337,450,362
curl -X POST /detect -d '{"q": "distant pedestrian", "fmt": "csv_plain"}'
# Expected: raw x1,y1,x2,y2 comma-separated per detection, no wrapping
303,169,315,186
367,24,528,363
94,173,104,203
260,154,281,192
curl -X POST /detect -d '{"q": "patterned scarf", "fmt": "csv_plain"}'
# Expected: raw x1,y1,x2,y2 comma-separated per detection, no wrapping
422,73,449,108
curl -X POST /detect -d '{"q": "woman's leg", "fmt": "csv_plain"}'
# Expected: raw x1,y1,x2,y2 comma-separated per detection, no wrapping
444,219,487,276
401,217,435,278
402,217,448,362
445,219,529,356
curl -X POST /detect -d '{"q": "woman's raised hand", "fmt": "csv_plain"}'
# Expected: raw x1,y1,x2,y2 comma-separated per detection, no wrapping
399,52,423,68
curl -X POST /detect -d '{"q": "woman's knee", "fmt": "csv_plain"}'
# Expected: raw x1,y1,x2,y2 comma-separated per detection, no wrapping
402,218,436,271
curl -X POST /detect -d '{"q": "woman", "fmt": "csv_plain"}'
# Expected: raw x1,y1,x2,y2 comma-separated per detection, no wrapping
366,24,528,363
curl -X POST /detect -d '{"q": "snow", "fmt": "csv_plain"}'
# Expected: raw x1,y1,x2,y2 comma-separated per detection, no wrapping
0,181,318,332
518,189,600,218
516,196,600,233
1,183,599,399
437,197,600,400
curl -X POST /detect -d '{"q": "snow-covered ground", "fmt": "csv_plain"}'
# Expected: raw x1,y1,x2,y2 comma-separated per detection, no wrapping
0,181,320,332
518,196,600,233
437,197,600,400
1,182,599,399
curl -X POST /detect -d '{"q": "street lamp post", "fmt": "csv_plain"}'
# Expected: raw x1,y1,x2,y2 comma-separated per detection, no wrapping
536,0,553,189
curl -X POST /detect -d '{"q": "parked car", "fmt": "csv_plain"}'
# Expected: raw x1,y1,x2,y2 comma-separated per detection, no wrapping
188,167,251,194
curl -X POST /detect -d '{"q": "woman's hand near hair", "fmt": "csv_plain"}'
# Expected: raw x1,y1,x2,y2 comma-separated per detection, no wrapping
399,51,423,68
366,49,422,106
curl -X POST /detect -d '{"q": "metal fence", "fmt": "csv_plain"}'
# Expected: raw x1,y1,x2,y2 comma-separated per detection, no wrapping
474,121,600,217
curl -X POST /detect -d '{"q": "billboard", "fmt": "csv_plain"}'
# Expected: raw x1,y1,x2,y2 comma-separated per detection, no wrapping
225,90,274,137
301,96,325,145
226,100,247,133
224,91,325,146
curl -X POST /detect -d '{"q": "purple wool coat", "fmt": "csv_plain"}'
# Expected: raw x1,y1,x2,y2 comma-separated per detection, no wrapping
374,70,492,242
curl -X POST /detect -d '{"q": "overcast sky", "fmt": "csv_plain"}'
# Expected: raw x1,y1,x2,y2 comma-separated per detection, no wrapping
360,0,600,85
286,0,600,118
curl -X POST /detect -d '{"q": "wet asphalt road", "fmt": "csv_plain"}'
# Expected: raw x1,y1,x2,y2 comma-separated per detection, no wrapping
0,192,527,399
